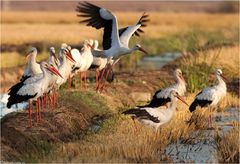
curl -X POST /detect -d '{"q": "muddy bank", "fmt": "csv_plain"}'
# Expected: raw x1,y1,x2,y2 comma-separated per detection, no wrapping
1,98,97,161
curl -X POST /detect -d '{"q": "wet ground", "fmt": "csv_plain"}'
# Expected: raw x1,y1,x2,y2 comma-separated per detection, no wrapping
166,108,239,163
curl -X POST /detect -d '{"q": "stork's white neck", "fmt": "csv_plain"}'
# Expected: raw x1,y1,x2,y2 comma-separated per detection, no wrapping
169,98,177,111
29,54,37,65
176,75,185,84
217,74,226,87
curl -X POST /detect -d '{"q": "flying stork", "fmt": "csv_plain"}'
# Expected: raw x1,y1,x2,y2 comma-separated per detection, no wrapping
76,2,149,91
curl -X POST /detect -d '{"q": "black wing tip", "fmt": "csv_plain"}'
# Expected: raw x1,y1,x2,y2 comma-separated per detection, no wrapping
122,108,139,115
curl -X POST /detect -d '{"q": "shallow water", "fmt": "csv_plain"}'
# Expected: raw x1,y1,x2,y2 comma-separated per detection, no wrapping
137,52,182,70
166,108,239,163
0,93,28,118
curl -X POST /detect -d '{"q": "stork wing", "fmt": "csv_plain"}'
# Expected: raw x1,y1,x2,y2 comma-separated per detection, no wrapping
119,13,149,47
76,2,120,50
196,87,217,101
122,108,160,123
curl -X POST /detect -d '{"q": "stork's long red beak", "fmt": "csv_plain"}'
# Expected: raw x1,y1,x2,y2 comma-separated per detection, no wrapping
139,47,148,55
220,74,227,82
87,43,94,49
66,50,75,63
47,66,63,78
176,95,189,106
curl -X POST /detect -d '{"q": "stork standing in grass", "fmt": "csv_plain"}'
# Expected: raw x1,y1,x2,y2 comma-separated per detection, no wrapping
70,47,82,88
76,2,149,91
189,69,227,128
123,90,189,131
75,40,94,88
21,47,42,81
56,47,76,89
139,69,186,108
47,47,61,107
7,62,63,127
89,40,114,88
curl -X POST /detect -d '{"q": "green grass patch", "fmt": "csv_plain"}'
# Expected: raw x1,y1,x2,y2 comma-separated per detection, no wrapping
60,89,109,115
136,28,238,55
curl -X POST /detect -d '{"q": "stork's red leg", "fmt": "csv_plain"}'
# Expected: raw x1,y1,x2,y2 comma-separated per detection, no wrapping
68,75,71,89
28,100,32,128
79,72,82,89
95,70,99,88
46,94,49,108
100,65,112,92
49,94,53,109
96,67,106,90
74,74,76,88
84,71,87,88
37,98,41,122
55,91,58,107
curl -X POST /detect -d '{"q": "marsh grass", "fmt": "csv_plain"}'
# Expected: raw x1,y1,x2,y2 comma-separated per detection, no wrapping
178,46,239,93
216,128,239,163
42,111,195,163
37,97,197,163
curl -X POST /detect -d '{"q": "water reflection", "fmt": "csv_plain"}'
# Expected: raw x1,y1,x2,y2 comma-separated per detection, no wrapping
0,93,28,118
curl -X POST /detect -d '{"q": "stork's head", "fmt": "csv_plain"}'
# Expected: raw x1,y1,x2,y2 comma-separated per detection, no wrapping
63,48,75,63
215,68,227,81
41,62,63,78
133,44,148,55
170,90,189,106
26,47,37,61
174,68,186,83
215,69,223,76
82,40,94,50
61,43,68,49
49,47,55,54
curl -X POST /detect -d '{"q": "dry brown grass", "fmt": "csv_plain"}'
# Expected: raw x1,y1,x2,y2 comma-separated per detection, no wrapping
179,45,240,81
1,51,48,68
1,12,238,44
195,46,240,77
39,98,196,162
216,128,239,163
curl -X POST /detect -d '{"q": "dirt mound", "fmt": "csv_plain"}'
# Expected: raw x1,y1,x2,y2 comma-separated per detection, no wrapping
1,100,95,161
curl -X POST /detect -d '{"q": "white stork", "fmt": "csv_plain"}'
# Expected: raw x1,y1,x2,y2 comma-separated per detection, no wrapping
76,40,94,88
46,47,61,107
7,62,63,127
48,47,60,68
189,69,227,127
20,47,42,81
56,47,76,89
69,47,82,88
89,40,110,88
123,90,189,130
139,68,186,108
76,2,149,91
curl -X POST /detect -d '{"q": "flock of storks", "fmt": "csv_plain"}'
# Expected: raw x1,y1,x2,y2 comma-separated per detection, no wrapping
6,2,227,129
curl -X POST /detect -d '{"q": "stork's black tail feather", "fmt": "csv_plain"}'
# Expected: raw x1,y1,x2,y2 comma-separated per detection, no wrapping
137,97,170,108
189,100,198,112
122,108,139,115
7,77,36,108
189,99,212,112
